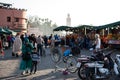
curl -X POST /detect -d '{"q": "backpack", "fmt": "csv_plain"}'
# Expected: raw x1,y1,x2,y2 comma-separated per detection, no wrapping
22,53,31,60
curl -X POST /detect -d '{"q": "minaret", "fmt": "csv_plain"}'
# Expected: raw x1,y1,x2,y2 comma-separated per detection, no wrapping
66,13,71,26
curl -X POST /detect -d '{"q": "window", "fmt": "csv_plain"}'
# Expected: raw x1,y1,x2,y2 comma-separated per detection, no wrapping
7,17,11,22
25,19,27,23
15,18,19,22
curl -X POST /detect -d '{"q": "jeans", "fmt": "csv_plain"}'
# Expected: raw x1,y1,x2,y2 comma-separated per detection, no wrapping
37,44,42,56
30,61,38,73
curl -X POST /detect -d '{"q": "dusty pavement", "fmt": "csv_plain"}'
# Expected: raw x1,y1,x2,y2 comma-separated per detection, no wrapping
0,47,80,80
0,47,120,80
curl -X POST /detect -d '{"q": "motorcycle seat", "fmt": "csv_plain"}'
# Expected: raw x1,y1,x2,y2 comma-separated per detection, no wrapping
77,57,89,62
85,61,104,68
97,61,104,64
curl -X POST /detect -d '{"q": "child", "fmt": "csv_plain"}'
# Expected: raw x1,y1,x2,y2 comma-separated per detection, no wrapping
30,47,40,74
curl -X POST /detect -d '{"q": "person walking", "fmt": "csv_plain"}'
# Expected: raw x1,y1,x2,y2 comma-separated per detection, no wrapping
94,34,101,51
50,35,55,48
12,33,22,57
20,38,34,75
0,37,4,58
30,47,40,74
7,34,11,48
36,35,44,56
11,35,15,47
43,35,48,48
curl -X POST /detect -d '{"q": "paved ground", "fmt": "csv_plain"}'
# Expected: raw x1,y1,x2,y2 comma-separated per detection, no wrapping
0,47,120,80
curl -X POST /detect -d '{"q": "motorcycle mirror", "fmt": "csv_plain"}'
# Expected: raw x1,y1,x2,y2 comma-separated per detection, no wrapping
104,57,108,61
89,48,93,51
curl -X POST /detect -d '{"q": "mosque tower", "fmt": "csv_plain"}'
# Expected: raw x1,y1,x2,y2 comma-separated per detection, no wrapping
66,13,71,26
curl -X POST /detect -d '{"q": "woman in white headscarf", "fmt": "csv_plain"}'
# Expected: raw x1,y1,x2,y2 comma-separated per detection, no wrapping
94,34,101,51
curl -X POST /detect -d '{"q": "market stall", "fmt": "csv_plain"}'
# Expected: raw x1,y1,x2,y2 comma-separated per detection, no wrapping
96,21,120,48
53,25,72,46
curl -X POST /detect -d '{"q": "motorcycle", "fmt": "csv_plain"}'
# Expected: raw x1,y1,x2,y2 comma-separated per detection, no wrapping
77,49,116,80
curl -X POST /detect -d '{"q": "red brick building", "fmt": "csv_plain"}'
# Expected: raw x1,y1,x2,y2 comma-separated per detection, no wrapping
0,2,27,33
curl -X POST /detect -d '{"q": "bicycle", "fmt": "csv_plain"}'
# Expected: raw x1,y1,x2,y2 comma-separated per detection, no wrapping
50,46,81,73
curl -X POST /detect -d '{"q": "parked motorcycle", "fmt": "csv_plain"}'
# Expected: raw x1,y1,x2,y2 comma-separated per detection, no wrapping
77,49,116,80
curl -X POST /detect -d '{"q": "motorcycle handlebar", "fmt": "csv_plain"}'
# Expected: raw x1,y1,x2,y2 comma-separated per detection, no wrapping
105,49,116,56
89,49,116,61
97,47,110,52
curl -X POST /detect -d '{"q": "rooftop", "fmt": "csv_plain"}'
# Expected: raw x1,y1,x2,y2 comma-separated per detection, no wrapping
0,2,12,8
0,2,27,11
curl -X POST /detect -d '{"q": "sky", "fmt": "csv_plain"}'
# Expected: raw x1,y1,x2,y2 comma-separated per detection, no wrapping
1,0,120,26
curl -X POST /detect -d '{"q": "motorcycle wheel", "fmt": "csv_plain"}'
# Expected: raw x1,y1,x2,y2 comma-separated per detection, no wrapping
78,65,87,79
65,56,77,73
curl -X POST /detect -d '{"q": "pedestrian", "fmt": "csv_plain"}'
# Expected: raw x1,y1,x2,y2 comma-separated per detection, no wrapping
12,33,22,57
20,38,34,75
7,34,11,48
36,35,44,56
30,47,40,74
11,35,15,47
48,34,52,46
50,35,55,48
94,34,101,51
0,49,4,58
0,37,4,58
43,35,48,48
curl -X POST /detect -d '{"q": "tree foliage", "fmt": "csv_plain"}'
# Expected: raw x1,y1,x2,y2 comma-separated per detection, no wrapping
27,16,58,35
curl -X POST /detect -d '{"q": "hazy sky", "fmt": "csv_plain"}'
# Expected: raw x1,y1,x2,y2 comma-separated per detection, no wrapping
1,0,120,26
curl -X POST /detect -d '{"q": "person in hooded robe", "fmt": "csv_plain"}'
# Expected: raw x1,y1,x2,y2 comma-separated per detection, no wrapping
20,38,34,75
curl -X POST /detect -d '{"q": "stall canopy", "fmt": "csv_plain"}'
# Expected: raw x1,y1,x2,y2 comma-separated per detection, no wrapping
69,25,96,34
73,25,95,30
53,21,120,32
53,26,72,31
4,28,16,35
95,21,120,30
0,28,9,34
0,28,16,35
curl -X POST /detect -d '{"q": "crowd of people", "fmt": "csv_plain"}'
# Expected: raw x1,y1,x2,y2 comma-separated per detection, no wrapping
0,32,102,75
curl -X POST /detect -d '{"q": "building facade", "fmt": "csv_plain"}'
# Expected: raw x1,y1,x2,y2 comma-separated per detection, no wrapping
0,2,27,33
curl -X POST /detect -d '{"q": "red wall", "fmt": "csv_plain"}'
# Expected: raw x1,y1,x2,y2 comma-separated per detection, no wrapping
0,8,27,32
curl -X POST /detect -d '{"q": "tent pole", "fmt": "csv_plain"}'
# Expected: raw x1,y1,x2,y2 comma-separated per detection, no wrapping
108,27,109,34
102,29,104,36
65,31,67,46
85,27,86,35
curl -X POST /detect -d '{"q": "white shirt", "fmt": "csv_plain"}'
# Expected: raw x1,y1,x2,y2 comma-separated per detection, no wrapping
95,38,101,49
